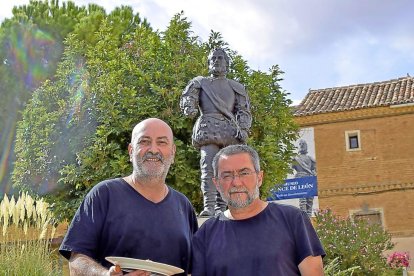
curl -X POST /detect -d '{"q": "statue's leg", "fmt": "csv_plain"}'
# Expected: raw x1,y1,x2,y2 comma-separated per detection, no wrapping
299,197,314,217
215,189,227,214
306,197,314,216
199,144,220,217
299,198,307,215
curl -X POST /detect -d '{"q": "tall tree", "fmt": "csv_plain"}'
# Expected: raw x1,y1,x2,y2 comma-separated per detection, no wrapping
0,0,87,195
13,10,297,221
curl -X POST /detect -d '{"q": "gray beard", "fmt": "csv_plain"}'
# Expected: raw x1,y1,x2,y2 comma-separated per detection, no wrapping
132,155,173,182
220,183,260,209
132,164,168,181
209,66,227,76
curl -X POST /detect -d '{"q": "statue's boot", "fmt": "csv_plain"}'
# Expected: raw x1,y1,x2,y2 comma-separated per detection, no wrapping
199,175,216,217
299,197,314,217
214,192,227,215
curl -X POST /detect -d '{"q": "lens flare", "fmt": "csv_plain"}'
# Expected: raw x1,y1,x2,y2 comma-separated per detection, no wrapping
66,61,89,126
0,112,17,196
5,22,61,89
1,23,61,196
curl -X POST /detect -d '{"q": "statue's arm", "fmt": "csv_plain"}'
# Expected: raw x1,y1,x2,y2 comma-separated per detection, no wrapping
292,156,301,172
234,86,252,141
180,78,201,117
310,156,317,174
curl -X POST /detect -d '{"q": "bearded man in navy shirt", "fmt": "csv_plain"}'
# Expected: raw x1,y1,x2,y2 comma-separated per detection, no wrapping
60,118,198,275
192,145,325,276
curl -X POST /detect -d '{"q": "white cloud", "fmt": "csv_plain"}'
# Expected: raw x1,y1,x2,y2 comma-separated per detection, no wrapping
1,0,413,102
391,35,414,59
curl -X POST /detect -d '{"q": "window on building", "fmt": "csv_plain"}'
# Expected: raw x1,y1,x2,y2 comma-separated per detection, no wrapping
350,208,383,227
354,212,382,226
345,130,361,151
349,135,359,149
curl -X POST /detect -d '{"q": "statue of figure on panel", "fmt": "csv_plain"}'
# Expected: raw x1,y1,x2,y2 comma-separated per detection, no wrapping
292,139,316,217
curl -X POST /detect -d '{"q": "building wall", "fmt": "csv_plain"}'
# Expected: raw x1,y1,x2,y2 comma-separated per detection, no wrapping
298,109,414,236
320,190,414,236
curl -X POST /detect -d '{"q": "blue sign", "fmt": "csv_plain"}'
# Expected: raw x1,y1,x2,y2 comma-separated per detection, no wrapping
269,176,318,200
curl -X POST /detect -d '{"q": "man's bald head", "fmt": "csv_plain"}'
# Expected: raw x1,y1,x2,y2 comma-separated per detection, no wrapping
131,118,174,145
129,118,176,180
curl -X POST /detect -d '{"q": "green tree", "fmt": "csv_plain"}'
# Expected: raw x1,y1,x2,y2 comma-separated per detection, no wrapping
13,10,297,221
0,0,87,195
12,6,148,218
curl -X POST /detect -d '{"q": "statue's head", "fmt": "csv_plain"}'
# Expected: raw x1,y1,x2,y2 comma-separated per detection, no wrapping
208,48,229,76
298,139,308,154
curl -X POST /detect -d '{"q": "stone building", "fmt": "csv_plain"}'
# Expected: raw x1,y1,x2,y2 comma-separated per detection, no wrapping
293,75,414,255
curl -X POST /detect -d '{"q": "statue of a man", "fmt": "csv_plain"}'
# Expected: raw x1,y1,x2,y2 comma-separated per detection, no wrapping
180,48,252,217
292,139,316,216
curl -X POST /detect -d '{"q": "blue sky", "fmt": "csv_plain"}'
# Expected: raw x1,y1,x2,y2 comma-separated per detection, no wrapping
1,0,414,104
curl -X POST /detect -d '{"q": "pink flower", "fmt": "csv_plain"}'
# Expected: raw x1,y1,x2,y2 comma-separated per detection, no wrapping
387,252,410,268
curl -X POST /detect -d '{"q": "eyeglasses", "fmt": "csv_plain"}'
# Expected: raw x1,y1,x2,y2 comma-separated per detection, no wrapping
218,170,258,183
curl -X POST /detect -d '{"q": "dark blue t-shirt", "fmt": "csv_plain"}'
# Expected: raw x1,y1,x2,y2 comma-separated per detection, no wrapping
192,203,325,276
59,178,198,275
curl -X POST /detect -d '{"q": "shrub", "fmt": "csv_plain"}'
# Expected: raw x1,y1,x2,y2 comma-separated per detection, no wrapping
315,208,395,275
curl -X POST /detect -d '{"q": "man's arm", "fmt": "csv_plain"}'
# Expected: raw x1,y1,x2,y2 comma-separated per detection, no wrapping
69,252,151,276
298,255,324,276
69,252,119,276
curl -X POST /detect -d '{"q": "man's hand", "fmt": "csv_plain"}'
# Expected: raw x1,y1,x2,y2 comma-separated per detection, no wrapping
107,265,123,275
108,265,152,276
183,106,198,117
237,129,248,142
298,255,324,276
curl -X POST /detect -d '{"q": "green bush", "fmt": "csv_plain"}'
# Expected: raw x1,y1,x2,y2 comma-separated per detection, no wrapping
315,208,395,275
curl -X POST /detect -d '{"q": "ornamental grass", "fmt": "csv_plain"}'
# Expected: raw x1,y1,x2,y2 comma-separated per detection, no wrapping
0,193,62,275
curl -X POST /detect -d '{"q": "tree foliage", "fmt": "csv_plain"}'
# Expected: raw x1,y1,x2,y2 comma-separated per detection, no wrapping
11,6,297,220
0,0,88,193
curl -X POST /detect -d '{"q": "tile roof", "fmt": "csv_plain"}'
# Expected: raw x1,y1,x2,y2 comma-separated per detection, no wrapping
294,75,414,116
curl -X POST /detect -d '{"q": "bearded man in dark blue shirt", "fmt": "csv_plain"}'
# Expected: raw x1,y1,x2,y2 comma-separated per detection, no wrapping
60,118,198,275
192,144,325,276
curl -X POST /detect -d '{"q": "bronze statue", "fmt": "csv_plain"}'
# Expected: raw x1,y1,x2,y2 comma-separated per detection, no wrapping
180,48,252,217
